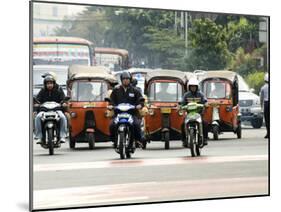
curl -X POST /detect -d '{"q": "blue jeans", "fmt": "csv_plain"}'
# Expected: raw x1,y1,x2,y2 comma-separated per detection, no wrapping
34,111,67,139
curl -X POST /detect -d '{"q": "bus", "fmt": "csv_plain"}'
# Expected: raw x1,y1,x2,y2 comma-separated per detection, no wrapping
95,47,129,72
33,36,95,66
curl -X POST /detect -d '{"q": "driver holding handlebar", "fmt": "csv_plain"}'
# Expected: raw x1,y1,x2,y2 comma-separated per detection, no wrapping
34,75,68,144
181,78,208,146
109,72,145,147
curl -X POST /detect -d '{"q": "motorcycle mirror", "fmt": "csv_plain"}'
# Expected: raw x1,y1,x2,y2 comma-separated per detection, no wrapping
64,96,71,101
139,97,145,102
33,96,40,104
104,97,111,102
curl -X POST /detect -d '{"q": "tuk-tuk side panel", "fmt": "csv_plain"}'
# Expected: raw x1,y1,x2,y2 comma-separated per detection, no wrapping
145,108,162,134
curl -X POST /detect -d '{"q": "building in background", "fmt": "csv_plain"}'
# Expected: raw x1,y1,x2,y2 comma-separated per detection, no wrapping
33,3,86,37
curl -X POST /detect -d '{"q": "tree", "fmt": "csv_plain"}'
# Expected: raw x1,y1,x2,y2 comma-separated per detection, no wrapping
226,17,259,53
188,18,231,70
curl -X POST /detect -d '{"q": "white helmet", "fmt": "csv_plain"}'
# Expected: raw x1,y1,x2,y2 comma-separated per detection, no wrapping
264,73,268,82
188,78,199,86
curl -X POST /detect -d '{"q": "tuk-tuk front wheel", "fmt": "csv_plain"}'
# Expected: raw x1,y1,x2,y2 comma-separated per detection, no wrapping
236,124,242,139
87,133,95,150
69,135,76,149
164,131,170,150
213,125,219,140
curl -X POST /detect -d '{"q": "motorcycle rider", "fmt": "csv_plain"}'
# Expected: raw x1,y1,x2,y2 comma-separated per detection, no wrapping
109,72,145,148
181,78,208,146
34,75,68,144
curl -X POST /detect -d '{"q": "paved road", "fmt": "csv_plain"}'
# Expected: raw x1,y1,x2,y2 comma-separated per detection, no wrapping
32,126,269,210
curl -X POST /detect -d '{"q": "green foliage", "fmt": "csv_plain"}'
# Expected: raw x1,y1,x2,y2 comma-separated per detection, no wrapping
188,18,231,70
229,47,260,77
53,8,266,73
226,17,259,53
245,71,265,94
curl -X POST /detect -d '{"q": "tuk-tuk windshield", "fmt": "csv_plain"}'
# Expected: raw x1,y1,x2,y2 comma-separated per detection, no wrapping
148,82,183,102
71,81,108,102
204,81,231,99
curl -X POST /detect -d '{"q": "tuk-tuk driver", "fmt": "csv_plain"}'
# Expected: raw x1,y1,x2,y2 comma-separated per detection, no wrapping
34,75,68,144
109,72,145,147
181,78,208,146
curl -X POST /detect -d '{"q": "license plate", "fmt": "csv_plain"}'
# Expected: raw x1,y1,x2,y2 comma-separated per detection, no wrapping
161,108,171,114
83,103,95,108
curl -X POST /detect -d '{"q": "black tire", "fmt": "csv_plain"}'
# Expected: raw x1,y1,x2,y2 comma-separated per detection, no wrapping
213,125,219,140
237,123,242,139
88,133,95,150
118,132,125,159
69,134,76,149
164,131,170,150
189,129,196,157
47,128,54,155
195,143,201,156
125,151,131,159
251,118,263,129
142,140,147,149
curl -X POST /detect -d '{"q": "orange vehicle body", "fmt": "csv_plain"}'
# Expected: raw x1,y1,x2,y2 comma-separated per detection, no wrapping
200,71,241,139
144,70,188,149
67,65,118,148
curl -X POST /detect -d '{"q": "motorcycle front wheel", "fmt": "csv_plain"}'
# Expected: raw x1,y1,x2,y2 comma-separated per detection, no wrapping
47,128,54,155
118,132,126,159
189,129,196,157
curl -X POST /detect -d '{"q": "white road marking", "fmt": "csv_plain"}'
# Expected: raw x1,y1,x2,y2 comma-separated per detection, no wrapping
34,154,268,172
33,176,268,210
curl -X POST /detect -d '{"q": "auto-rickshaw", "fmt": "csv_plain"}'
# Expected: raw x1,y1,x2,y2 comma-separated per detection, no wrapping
199,70,241,140
67,65,118,149
144,69,188,149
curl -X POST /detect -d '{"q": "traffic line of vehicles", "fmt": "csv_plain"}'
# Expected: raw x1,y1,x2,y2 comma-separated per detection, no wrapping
32,36,262,158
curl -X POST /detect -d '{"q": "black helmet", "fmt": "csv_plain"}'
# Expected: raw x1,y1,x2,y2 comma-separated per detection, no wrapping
44,75,56,84
120,71,132,81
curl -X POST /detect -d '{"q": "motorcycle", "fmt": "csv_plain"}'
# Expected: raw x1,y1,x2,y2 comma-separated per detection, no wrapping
111,103,137,159
34,98,69,155
180,102,205,157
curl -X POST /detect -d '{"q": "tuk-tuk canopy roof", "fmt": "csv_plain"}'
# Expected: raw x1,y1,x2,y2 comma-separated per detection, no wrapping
199,70,238,82
95,47,129,57
68,65,117,83
146,69,188,83
34,36,94,46
128,68,154,75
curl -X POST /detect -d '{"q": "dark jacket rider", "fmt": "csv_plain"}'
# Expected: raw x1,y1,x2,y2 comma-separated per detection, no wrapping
34,75,68,144
109,72,145,147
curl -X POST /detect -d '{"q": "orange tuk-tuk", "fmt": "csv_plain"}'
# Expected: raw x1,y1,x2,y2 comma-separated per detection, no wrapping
200,70,241,140
67,65,118,149
144,69,188,149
